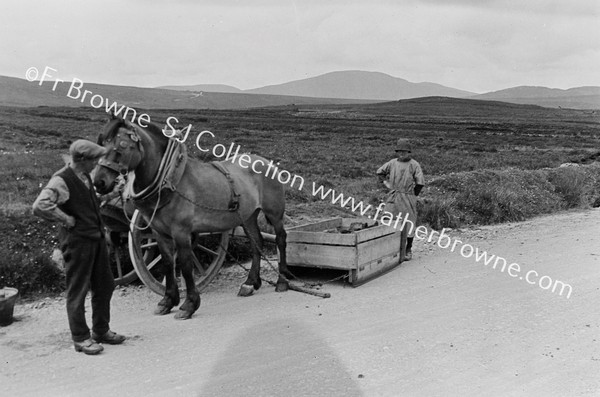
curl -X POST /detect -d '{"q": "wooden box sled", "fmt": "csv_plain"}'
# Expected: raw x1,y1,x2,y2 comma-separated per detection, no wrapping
286,217,406,286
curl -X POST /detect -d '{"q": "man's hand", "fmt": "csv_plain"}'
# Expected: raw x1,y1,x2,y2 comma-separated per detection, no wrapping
65,216,76,229
414,184,424,196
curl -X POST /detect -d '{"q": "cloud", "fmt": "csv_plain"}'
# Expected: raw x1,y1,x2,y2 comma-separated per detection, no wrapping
0,0,598,92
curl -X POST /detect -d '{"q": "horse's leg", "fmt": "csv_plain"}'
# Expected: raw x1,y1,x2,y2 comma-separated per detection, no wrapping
238,210,263,297
154,234,180,315
265,214,290,292
172,231,201,320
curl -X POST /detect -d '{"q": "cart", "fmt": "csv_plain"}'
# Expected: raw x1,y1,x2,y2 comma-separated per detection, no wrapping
101,203,230,293
101,204,269,296
103,206,404,294
127,209,231,296
100,202,139,285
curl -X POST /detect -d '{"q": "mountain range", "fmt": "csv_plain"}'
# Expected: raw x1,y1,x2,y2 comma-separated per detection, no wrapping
158,71,600,110
1,70,598,110
159,70,474,100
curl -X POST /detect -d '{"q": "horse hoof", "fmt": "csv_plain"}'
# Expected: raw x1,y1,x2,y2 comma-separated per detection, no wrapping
275,282,289,292
154,305,172,315
174,310,193,320
238,284,255,297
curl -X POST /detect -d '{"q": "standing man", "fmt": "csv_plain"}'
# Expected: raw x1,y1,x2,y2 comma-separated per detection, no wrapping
376,138,425,261
33,140,126,355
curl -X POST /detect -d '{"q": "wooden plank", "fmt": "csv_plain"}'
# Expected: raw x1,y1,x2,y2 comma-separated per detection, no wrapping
287,243,357,270
287,230,356,246
356,225,398,244
350,252,401,286
357,230,401,266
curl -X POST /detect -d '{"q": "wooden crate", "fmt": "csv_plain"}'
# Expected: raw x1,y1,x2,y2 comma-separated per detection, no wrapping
286,217,406,286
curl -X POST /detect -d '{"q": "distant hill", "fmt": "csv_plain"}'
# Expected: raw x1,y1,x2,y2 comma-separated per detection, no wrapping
471,86,600,109
0,75,378,109
245,70,474,100
3,71,599,110
351,96,562,118
157,84,242,93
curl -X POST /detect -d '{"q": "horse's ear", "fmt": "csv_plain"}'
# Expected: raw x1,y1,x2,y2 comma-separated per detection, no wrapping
122,118,135,130
107,110,125,121
101,117,124,144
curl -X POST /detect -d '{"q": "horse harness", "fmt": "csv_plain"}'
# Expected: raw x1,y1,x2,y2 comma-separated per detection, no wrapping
98,126,145,176
210,162,240,212
100,121,241,214
98,118,336,296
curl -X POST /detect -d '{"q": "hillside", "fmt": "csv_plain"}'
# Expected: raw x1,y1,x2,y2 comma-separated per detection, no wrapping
3,72,598,111
157,84,242,93
471,86,600,110
154,71,599,109
245,70,474,100
0,75,378,109
352,96,557,118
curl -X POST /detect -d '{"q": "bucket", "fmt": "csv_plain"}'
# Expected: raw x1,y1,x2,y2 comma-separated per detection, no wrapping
0,287,19,326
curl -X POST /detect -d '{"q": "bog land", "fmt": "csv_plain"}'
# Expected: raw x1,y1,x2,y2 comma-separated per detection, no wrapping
1,97,599,295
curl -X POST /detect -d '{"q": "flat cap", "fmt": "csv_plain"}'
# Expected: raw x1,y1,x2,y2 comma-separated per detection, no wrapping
395,138,412,152
69,139,108,160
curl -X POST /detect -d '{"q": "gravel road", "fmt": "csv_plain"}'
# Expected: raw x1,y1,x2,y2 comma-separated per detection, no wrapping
1,208,599,396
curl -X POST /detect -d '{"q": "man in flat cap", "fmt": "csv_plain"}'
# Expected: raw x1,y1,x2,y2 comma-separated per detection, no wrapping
33,139,126,355
376,138,425,261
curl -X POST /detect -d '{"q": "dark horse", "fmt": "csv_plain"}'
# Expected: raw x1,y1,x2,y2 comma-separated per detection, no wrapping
93,115,290,319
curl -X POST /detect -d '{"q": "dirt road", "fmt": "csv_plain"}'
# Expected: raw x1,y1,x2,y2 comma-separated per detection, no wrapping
1,208,599,397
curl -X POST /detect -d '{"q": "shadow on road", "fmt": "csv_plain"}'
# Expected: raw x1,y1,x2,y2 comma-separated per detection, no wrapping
198,318,363,396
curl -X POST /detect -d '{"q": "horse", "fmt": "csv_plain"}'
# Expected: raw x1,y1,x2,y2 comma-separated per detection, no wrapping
93,114,291,319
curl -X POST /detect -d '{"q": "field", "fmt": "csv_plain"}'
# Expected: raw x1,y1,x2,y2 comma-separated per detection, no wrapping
1,97,600,294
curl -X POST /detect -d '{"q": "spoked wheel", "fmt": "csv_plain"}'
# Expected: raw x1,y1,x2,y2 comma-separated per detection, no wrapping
106,230,138,285
128,209,230,296
101,203,139,286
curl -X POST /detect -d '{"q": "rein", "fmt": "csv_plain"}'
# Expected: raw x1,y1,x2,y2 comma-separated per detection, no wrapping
102,123,239,232
123,135,184,230
127,137,181,202
99,123,184,230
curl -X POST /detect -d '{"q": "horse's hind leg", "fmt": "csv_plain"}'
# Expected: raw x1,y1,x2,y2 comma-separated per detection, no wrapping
265,213,290,292
172,231,201,320
154,234,180,315
238,209,263,297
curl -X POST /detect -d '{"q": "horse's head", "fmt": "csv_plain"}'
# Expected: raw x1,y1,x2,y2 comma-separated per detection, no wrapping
93,115,145,194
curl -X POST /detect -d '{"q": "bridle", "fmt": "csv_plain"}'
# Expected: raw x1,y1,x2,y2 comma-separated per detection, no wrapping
97,120,185,230
98,125,145,176
97,121,158,230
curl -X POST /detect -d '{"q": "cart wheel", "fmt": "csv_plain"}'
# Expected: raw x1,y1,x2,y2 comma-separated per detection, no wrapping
106,230,138,285
128,209,230,296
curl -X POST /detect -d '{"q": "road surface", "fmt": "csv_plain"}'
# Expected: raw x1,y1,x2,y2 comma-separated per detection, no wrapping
1,208,599,396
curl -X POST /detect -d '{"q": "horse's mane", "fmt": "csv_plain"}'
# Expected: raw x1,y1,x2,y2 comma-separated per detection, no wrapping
142,119,168,139
98,116,168,145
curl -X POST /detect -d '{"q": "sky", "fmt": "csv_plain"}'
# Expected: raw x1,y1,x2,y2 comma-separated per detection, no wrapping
1,0,598,94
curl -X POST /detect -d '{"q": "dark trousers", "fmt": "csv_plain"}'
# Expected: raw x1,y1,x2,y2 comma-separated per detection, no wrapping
62,236,115,342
